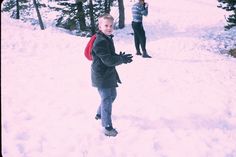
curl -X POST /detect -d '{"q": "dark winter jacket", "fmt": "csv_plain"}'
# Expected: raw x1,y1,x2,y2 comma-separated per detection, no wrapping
91,31,123,88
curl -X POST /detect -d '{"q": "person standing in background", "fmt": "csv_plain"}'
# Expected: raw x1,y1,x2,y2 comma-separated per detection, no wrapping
131,0,151,58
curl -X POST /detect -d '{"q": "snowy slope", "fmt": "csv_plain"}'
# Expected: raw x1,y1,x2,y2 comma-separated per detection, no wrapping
2,0,236,157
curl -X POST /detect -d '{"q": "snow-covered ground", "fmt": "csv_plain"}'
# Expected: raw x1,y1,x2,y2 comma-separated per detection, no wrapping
2,0,236,157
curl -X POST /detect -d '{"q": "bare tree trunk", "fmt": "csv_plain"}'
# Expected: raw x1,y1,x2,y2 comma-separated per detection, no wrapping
16,0,20,19
89,0,96,34
76,1,86,31
118,0,125,28
33,0,45,30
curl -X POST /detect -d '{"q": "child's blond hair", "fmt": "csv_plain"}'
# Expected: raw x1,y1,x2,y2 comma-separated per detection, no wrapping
98,13,114,26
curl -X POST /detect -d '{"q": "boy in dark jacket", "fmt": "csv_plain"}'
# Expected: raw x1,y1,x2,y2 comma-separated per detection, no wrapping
91,14,133,137
132,0,151,58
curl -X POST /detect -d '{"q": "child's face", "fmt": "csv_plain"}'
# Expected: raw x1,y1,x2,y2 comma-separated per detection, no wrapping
99,19,113,36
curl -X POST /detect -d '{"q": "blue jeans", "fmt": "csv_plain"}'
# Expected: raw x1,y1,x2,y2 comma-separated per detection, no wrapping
97,87,117,127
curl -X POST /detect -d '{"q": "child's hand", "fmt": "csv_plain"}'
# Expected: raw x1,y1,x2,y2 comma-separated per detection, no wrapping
121,53,133,64
144,2,148,8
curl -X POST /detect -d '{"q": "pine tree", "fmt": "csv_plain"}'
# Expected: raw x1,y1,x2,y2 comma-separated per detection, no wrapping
55,1,84,31
55,0,113,35
217,0,236,30
2,0,30,19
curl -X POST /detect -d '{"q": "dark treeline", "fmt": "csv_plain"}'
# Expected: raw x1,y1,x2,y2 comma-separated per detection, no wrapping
1,0,125,36
2,0,235,35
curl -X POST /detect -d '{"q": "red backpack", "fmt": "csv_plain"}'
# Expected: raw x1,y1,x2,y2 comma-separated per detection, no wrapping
84,34,96,61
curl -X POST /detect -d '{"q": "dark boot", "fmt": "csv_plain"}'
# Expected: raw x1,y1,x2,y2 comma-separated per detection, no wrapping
104,127,118,137
95,114,101,120
136,51,142,55
142,51,151,58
